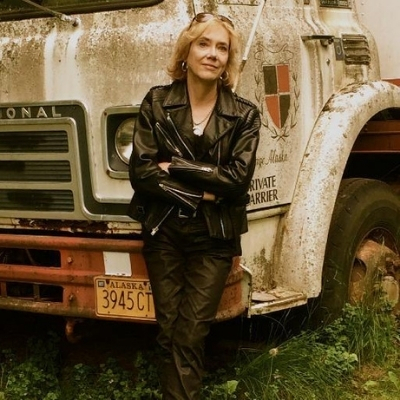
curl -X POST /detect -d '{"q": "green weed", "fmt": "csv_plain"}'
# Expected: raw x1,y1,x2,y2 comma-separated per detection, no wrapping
0,331,61,400
238,300,399,400
0,300,398,400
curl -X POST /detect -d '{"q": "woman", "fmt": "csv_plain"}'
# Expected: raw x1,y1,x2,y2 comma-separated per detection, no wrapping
128,13,260,399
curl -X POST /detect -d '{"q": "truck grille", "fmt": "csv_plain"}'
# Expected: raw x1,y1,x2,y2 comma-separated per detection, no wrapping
0,102,130,220
0,124,76,216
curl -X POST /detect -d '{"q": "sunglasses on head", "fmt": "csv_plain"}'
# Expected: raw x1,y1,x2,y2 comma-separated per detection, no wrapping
191,13,234,28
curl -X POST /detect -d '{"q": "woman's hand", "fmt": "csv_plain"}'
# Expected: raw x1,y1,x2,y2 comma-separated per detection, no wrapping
158,162,171,173
203,191,216,202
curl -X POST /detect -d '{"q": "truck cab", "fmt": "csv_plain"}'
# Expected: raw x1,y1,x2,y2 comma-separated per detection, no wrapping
0,0,399,337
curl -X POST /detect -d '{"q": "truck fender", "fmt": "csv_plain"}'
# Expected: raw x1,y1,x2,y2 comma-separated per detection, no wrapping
276,81,400,298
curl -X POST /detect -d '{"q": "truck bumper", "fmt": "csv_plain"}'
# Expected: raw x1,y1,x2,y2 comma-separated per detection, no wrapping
0,233,247,322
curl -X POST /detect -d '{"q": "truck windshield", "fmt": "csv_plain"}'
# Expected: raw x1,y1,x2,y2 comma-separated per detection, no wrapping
0,0,163,21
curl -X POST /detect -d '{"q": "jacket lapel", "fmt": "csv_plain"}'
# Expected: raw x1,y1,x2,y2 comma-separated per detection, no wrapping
163,82,195,159
162,81,239,160
197,86,238,159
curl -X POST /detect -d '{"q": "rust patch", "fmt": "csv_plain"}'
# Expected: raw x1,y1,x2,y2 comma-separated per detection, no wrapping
18,219,110,234
354,239,400,315
252,247,275,290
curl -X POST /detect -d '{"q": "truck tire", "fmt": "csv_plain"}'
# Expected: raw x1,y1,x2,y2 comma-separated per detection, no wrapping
314,178,400,324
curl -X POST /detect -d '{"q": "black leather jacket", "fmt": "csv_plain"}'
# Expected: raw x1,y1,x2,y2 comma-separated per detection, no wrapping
128,80,260,242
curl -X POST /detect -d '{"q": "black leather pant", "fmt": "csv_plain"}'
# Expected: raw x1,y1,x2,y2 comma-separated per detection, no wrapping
142,210,235,400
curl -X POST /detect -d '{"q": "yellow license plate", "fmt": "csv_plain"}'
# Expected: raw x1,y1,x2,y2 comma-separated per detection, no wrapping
94,276,155,320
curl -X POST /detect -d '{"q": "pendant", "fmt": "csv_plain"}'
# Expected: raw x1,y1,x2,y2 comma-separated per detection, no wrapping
193,126,203,136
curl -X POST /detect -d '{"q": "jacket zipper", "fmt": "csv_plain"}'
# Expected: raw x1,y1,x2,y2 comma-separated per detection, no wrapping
171,158,213,173
167,113,195,160
155,122,183,157
219,217,226,239
216,141,227,238
159,183,202,207
171,165,213,173
151,205,174,236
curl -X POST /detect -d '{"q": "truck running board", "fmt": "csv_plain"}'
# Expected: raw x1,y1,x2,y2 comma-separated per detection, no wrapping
249,289,307,316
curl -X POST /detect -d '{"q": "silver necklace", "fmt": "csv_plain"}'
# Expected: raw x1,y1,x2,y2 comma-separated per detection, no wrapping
192,103,215,136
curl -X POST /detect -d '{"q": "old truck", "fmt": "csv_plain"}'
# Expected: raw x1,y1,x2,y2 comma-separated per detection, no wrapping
0,0,399,339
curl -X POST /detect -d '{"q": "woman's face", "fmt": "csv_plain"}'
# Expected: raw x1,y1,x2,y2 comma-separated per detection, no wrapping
186,23,230,84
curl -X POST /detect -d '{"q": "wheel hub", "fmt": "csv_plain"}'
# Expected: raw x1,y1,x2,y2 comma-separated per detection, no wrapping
352,239,400,315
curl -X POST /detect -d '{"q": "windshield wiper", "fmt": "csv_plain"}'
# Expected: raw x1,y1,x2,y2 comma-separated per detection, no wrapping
20,0,80,26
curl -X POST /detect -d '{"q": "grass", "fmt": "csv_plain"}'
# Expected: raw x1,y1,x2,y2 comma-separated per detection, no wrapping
238,299,400,400
0,299,398,399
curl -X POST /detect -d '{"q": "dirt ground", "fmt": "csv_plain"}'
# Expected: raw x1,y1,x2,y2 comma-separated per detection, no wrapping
0,308,261,372
1,310,159,369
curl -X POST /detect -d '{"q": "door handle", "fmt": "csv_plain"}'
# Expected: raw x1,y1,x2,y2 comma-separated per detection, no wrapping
301,35,335,46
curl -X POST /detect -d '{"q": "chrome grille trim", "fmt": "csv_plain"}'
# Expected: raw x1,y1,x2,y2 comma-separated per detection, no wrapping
0,119,80,219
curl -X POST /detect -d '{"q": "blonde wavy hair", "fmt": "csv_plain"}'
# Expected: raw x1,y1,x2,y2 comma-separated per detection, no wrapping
167,15,241,89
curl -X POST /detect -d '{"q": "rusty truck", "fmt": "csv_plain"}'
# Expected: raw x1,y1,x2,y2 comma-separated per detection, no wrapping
0,0,399,340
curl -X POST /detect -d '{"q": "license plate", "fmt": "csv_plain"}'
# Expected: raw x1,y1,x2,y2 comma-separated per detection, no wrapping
94,276,155,320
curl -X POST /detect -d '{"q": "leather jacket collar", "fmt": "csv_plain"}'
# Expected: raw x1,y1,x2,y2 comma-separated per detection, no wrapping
163,80,238,117
162,81,239,159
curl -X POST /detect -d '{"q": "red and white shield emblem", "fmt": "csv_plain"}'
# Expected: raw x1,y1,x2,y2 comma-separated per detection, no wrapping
263,64,290,129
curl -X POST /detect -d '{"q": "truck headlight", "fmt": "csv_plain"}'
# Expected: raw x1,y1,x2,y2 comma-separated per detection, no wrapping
104,105,139,178
115,118,135,165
